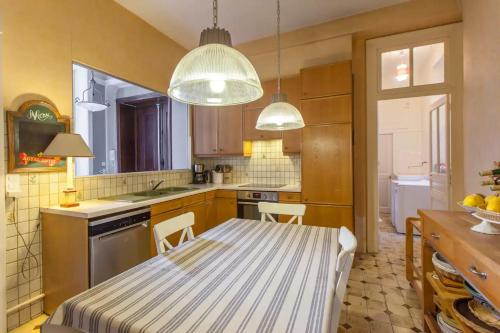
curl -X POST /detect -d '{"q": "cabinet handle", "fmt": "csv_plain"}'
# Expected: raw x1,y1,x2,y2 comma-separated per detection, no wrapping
430,233,440,240
469,266,487,280
219,148,223,151
212,149,217,152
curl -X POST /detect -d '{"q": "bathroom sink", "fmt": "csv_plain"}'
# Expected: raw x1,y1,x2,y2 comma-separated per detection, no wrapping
101,187,199,202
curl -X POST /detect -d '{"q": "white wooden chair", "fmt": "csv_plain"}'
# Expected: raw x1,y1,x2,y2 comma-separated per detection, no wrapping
330,227,357,332
258,202,306,225
153,212,195,255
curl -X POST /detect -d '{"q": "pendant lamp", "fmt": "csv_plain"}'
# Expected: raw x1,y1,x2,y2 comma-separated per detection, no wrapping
75,71,110,112
256,0,304,131
168,0,263,106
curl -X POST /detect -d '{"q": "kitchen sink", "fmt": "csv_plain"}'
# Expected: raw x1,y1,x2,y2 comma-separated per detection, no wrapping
100,187,199,202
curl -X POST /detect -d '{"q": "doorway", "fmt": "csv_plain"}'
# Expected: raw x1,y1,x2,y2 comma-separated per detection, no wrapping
366,23,464,251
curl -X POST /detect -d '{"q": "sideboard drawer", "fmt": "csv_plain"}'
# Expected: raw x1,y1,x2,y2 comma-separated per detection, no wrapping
423,220,454,259
454,246,500,307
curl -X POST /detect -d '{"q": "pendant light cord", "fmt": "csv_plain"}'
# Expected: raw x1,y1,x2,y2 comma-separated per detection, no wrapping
277,0,281,93
213,0,218,28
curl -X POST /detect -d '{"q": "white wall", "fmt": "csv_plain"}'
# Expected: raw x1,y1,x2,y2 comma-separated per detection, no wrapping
463,0,500,194
378,97,429,176
171,100,190,170
72,65,90,177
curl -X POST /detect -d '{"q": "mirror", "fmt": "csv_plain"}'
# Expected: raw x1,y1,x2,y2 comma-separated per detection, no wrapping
72,63,191,176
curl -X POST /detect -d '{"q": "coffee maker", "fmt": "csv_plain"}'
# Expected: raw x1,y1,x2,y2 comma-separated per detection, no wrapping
192,163,205,184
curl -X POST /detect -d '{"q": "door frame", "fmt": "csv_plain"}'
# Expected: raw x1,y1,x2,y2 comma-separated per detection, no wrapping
378,133,393,215
0,18,7,332
366,24,464,252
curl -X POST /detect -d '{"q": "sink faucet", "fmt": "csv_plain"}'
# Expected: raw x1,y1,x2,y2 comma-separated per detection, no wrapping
150,179,165,191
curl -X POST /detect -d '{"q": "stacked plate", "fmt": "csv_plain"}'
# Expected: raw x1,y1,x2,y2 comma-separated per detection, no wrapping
453,297,500,333
432,252,464,285
437,312,462,333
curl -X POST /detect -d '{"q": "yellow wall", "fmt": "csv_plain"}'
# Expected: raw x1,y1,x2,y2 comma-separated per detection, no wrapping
0,0,186,116
462,0,500,194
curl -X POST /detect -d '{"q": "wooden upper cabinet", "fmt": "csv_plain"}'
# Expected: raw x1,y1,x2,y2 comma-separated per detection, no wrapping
217,105,243,155
301,95,352,125
280,76,301,109
193,106,218,155
243,108,281,141
282,129,301,153
301,124,353,205
301,61,352,99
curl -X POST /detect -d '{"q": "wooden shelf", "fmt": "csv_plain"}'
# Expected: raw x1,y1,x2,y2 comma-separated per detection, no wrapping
424,313,441,333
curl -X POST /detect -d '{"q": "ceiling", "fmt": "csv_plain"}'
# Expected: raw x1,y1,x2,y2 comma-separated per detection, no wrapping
115,0,408,49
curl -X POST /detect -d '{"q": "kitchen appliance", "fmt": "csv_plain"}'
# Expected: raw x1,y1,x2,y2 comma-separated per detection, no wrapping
193,163,206,184
88,207,151,287
391,176,429,234
237,190,278,220
203,170,213,183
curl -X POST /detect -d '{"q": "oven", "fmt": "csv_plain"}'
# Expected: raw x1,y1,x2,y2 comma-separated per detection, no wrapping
237,190,279,220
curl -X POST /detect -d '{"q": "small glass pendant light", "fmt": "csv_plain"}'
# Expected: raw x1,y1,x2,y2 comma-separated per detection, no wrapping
168,0,263,106
75,71,110,112
256,0,304,131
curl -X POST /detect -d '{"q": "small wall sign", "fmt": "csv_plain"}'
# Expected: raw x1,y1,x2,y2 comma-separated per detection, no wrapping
7,100,70,173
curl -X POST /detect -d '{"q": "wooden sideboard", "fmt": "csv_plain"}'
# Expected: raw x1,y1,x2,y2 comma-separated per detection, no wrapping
414,210,500,332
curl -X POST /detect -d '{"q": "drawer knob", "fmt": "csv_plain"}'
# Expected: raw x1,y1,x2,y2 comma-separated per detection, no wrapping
469,266,487,280
431,233,440,239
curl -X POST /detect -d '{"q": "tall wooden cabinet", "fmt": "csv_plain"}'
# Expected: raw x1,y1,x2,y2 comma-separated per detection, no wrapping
300,61,354,231
193,105,243,156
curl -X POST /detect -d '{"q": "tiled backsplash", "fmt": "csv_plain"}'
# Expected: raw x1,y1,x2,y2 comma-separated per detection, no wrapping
197,140,301,185
4,169,191,330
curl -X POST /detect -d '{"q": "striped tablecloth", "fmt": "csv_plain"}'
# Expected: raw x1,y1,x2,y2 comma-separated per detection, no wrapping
45,218,339,333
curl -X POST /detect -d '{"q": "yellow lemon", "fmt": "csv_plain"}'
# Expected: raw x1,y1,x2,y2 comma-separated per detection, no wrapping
486,197,500,213
485,194,499,204
463,194,485,207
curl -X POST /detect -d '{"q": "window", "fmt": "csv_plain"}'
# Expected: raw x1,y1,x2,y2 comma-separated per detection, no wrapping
72,63,190,176
380,42,445,90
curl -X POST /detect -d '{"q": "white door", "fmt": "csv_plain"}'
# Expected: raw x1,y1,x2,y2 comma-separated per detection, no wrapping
429,96,450,209
378,133,393,214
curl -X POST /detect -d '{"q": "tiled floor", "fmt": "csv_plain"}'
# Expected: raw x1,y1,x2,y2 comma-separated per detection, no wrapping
13,216,422,333
339,215,422,333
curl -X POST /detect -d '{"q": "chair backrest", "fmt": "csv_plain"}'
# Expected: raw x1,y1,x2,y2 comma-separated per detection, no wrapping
330,227,357,332
258,202,306,225
153,212,195,255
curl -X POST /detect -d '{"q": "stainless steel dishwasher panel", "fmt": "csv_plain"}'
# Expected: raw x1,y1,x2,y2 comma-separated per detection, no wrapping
89,221,150,287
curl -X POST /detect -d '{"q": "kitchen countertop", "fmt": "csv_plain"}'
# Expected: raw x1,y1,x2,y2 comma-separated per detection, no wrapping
40,183,301,219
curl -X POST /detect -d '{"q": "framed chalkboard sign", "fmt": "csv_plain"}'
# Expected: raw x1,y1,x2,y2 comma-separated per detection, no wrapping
7,100,70,173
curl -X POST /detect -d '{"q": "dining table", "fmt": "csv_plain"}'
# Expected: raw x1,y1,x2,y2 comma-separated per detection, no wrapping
43,218,340,333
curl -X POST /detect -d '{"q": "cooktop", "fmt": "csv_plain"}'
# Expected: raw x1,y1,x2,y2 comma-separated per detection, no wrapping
238,183,286,188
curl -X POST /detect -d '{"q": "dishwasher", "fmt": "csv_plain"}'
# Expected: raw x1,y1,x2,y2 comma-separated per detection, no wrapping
88,207,151,287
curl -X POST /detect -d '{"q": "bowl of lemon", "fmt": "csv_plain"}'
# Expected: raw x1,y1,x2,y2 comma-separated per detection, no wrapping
469,194,500,234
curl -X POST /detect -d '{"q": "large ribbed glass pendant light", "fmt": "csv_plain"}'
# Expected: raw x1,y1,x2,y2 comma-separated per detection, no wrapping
168,0,263,106
256,0,304,131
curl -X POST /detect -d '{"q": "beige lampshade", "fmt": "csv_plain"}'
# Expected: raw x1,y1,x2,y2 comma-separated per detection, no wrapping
43,133,94,157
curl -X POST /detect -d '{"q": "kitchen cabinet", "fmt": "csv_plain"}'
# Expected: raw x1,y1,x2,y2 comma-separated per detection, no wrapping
193,106,243,156
301,95,352,125
245,79,276,110
300,61,352,99
193,106,218,155
282,129,301,153
302,124,353,205
218,105,244,154
302,204,353,231
278,192,302,223
215,190,237,226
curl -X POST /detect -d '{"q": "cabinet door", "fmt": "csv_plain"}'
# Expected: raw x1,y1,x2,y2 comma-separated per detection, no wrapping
218,105,243,154
301,95,352,125
193,106,218,155
205,198,218,230
303,204,353,231
150,208,183,257
301,61,352,99
216,197,237,225
281,76,300,109
282,129,301,153
302,124,353,205
243,108,282,140
183,201,207,237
